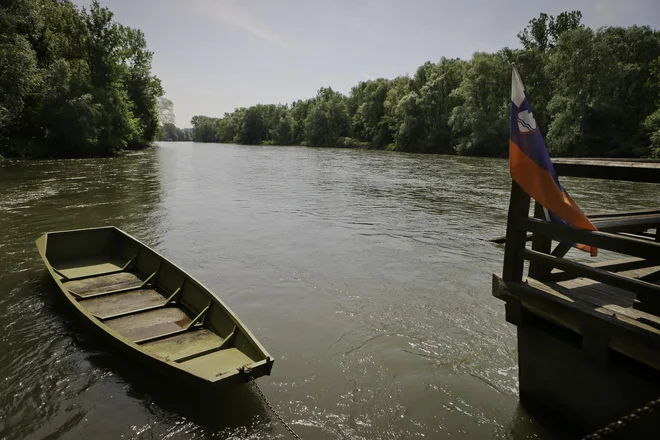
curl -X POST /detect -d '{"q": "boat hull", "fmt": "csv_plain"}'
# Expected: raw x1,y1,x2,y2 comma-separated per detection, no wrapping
36,227,273,388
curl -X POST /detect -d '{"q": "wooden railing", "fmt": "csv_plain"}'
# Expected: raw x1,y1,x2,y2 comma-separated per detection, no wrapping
501,160,660,314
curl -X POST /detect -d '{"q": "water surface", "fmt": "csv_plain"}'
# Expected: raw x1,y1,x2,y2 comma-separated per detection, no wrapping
1,143,658,439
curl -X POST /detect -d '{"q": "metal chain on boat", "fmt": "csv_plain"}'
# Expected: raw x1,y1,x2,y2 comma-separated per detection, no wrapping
246,375,304,440
581,395,660,439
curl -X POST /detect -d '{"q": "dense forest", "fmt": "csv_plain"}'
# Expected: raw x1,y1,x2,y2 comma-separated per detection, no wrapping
0,0,163,158
191,11,660,158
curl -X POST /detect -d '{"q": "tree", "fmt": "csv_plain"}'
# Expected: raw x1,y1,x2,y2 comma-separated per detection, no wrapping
270,113,294,145
383,75,413,149
162,122,178,140
305,87,350,147
157,97,175,125
644,58,660,157
449,52,510,156
0,34,41,154
0,0,162,158
290,99,313,144
545,26,660,156
183,10,659,160
235,106,264,144
215,113,239,143
416,58,468,153
124,27,162,148
518,11,583,52
392,92,424,151
349,78,392,146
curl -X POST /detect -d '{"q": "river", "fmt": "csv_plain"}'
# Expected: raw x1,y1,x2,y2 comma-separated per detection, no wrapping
1,143,658,439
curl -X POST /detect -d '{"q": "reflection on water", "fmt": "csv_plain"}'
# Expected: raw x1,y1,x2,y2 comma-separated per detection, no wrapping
0,143,657,439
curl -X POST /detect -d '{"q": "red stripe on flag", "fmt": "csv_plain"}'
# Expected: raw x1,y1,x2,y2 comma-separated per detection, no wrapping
510,140,598,256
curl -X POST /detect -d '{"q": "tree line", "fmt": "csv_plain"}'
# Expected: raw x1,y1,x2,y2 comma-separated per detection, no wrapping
0,0,162,158
191,12,660,158
154,97,192,142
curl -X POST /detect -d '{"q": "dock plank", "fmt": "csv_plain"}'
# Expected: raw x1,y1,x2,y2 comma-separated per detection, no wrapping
493,258,660,371
552,158,660,183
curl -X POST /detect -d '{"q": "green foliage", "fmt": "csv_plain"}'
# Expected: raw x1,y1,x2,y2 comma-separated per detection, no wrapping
2,5,658,158
190,89,350,147
305,87,350,147
449,52,510,156
0,0,162,158
517,11,583,52
154,98,191,141
643,57,660,157
235,106,264,145
157,97,175,125
187,10,660,158
156,122,191,142
349,78,392,146
415,58,468,153
546,26,660,156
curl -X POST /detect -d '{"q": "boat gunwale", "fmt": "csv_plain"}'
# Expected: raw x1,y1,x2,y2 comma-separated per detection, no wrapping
35,227,273,384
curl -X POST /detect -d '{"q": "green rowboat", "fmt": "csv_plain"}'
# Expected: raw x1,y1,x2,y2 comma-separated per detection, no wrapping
36,227,273,388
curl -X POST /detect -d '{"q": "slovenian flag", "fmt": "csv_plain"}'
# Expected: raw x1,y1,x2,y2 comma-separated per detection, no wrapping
509,66,597,256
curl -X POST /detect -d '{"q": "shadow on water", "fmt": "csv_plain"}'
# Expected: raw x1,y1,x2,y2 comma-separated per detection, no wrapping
505,400,585,440
37,273,273,438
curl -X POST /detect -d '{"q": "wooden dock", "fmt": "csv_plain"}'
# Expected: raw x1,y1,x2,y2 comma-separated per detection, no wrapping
493,159,660,438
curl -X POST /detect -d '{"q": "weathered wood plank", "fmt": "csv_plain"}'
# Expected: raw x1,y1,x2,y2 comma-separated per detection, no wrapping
494,273,660,343
618,231,658,241
64,271,143,296
488,233,532,244
82,288,166,319
105,308,192,342
142,329,223,362
522,249,660,307
552,158,660,183
502,181,530,282
550,242,572,259
492,273,660,371
586,208,660,219
550,257,652,283
529,202,553,280
521,217,660,261
593,213,660,233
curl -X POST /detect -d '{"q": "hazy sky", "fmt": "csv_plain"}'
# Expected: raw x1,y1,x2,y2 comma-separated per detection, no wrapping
74,0,660,127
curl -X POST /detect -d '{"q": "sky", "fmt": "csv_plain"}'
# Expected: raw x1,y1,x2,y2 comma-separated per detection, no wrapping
74,0,660,127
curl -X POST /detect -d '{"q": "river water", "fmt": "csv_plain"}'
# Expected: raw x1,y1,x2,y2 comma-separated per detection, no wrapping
1,143,658,439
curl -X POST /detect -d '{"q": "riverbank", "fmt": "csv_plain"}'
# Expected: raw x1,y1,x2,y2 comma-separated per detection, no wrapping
265,137,387,150
0,142,158,161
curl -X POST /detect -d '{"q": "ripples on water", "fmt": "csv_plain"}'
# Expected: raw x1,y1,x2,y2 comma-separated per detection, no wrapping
1,144,658,439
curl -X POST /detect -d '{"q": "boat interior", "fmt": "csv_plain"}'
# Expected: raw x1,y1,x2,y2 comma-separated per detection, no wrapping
42,227,267,380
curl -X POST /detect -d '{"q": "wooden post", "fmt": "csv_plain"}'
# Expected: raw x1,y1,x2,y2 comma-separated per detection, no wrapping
503,181,531,282
529,201,553,280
